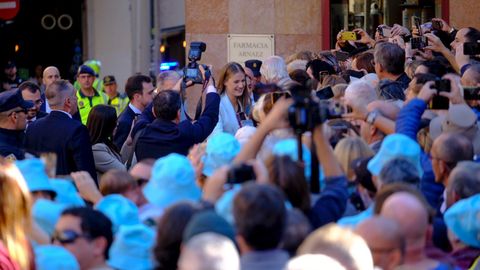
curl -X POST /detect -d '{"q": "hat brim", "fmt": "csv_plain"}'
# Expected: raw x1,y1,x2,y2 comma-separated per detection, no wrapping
20,100,34,110
252,71,261,77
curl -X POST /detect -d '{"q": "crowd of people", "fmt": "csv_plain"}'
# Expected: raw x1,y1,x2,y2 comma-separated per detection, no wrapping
0,16,479,270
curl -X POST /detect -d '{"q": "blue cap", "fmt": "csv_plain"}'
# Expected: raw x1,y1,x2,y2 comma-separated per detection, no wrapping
202,133,241,177
50,179,86,207
143,154,201,208
245,59,262,77
108,224,156,270
367,134,423,177
35,245,80,270
272,139,312,179
16,158,56,196
183,210,236,244
444,194,480,248
32,199,67,236
0,89,34,113
95,194,140,234
77,65,96,76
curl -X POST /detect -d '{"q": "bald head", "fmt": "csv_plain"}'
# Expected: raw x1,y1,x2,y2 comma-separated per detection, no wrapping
461,64,480,87
431,133,473,184
380,192,429,249
42,66,60,87
356,217,405,270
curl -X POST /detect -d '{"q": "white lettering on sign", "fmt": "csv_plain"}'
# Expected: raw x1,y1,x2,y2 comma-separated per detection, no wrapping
0,1,16,9
228,34,275,64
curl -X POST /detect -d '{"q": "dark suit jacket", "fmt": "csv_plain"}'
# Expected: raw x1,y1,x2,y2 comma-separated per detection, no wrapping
135,93,220,161
36,110,48,119
113,105,138,149
24,111,97,182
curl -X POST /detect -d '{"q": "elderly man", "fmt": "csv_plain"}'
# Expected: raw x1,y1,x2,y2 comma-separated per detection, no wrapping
374,43,410,89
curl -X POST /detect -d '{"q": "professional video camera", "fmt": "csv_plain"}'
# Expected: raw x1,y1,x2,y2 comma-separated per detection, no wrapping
184,41,211,84
288,85,343,135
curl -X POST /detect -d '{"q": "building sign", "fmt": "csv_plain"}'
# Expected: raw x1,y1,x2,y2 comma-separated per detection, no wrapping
227,34,275,63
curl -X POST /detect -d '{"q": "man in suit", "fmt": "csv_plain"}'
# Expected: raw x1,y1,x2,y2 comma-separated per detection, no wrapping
113,74,154,149
135,78,219,161
0,90,33,160
25,80,97,182
19,81,48,126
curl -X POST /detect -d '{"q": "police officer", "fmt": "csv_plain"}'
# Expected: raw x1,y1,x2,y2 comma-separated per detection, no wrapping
76,65,108,124
103,75,129,115
0,90,33,160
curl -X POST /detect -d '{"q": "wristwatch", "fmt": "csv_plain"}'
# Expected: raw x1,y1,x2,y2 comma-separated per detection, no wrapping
366,110,380,124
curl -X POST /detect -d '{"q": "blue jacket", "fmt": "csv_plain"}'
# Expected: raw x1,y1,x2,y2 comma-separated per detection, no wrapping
307,175,349,229
135,93,220,161
113,105,138,149
0,128,25,160
25,111,97,182
395,98,444,210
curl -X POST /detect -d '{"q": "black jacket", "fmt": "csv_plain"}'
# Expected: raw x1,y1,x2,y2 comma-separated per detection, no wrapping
0,127,25,160
25,111,97,182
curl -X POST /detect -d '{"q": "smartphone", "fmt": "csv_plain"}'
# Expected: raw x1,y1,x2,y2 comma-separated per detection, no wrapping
412,16,422,35
227,164,255,184
464,42,480,55
432,20,443,31
316,86,334,100
381,28,393,38
429,79,451,110
411,36,428,50
463,87,480,100
341,31,360,41
335,50,350,62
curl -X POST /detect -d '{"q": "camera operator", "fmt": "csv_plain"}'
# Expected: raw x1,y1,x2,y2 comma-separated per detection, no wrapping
135,65,220,161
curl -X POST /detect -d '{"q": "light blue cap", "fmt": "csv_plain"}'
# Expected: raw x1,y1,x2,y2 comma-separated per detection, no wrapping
16,158,55,195
50,179,86,207
367,134,423,177
215,186,242,225
108,224,156,270
35,245,80,270
32,199,67,236
95,194,140,234
143,153,201,209
444,194,480,248
202,132,241,177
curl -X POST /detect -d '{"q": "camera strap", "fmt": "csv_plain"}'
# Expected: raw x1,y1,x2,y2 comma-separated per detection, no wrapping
193,79,211,121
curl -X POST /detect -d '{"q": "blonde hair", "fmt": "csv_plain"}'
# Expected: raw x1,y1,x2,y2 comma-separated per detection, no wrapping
334,137,374,180
0,159,32,269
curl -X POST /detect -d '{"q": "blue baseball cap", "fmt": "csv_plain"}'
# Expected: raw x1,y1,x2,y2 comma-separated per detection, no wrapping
35,245,80,270
444,194,480,248
77,65,96,76
202,132,241,177
50,179,86,207
215,186,242,225
16,158,56,197
108,224,156,270
367,134,423,177
32,199,68,237
0,89,33,113
143,153,201,209
95,194,140,234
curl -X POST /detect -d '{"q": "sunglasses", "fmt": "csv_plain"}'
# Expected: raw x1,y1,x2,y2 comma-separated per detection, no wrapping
52,230,91,245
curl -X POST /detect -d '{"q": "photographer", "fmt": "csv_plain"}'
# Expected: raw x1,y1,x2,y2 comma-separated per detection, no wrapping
134,65,219,161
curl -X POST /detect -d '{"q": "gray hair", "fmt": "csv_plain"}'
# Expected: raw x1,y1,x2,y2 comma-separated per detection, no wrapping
344,80,377,106
45,80,74,108
448,161,480,199
156,70,181,91
261,56,289,83
178,232,239,270
287,60,308,75
378,158,420,189
374,43,405,76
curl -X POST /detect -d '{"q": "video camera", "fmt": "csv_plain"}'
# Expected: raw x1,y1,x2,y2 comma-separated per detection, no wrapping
184,42,211,84
287,85,342,135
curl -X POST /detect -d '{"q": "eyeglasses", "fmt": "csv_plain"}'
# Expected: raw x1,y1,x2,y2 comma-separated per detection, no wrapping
52,230,91,245
29,99,43,106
